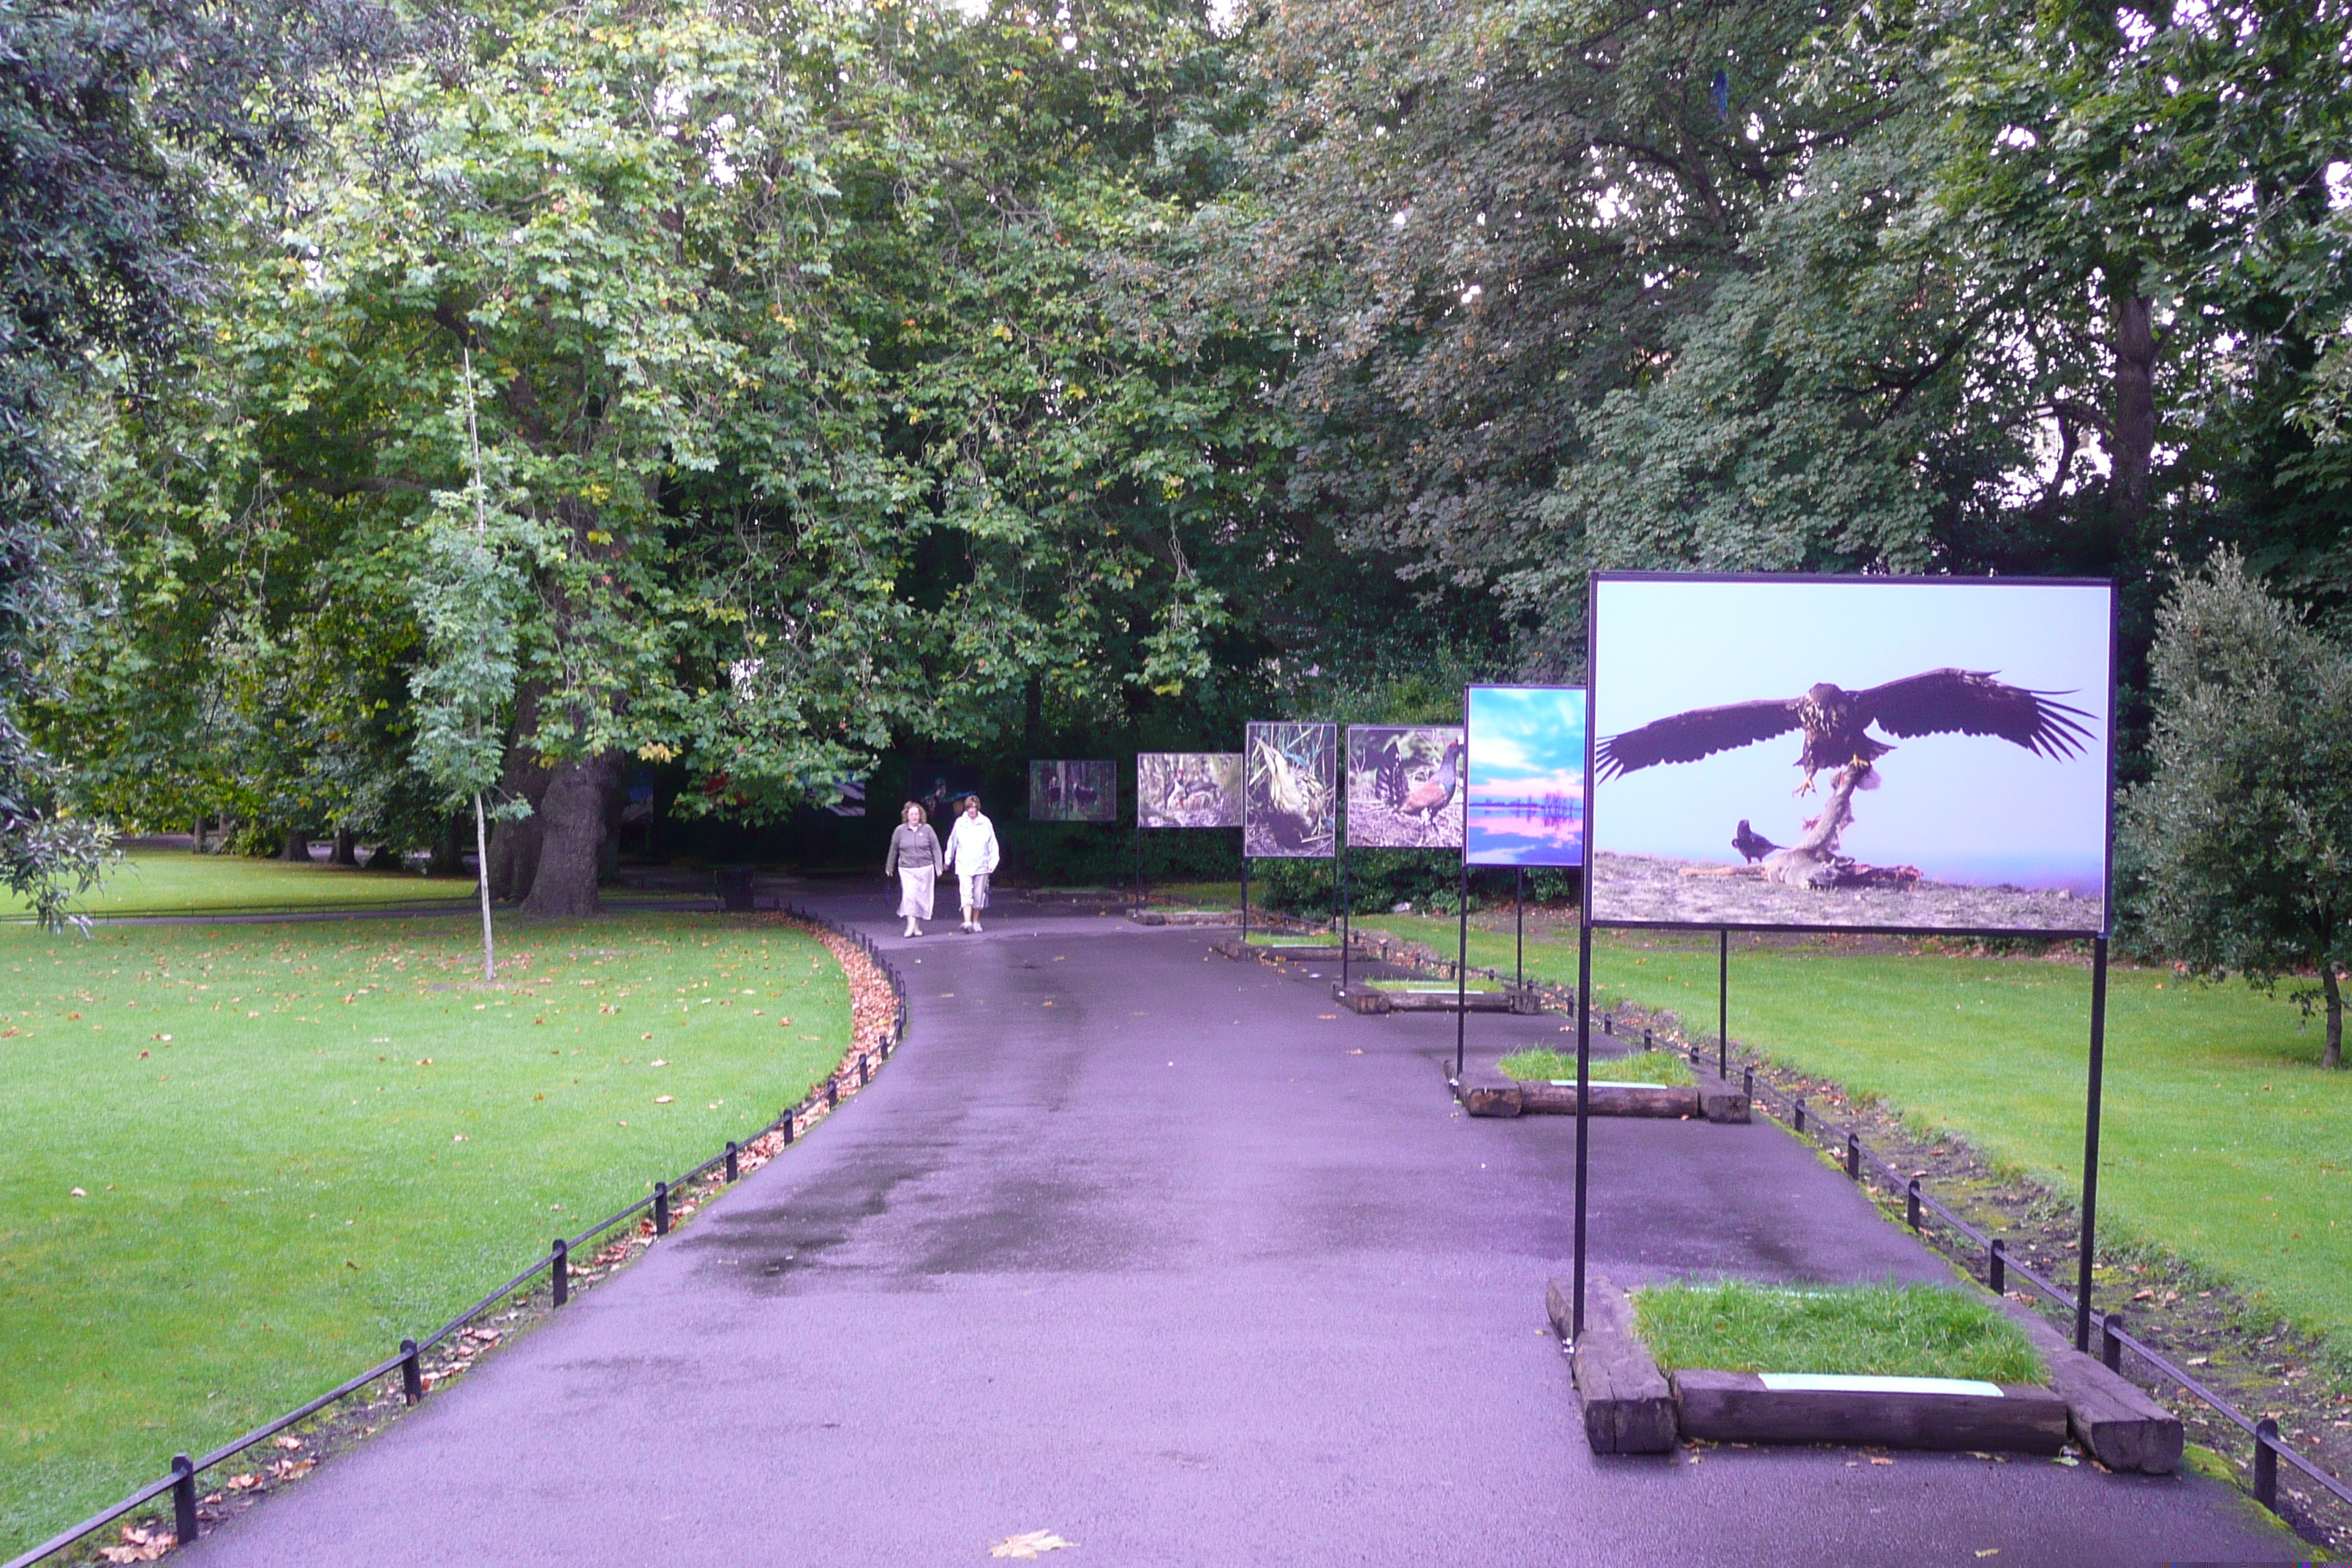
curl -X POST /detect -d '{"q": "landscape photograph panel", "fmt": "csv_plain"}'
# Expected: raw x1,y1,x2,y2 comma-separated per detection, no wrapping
1137,753,1243,829
1588,577,2112,932
1345,725,1464,848
1463,686,1586,867
1028,759,1117,822
1244,722,1337,858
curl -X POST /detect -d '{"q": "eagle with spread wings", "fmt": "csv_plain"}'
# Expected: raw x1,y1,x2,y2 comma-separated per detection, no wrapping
1597,670,2095,794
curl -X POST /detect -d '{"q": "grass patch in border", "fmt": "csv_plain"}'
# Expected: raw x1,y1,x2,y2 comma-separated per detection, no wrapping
1369,976,1509,994
1499,1047,1692,1086
1632,1281,2046,1384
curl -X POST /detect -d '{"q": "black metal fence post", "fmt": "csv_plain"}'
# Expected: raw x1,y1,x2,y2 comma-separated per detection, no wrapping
653,1181,670,1236
1793,1097,1806,1135
171,1454,197,1546
551,1239,568,1307
1846,1133,1860,1180
1989,1237,2006,1295
1906,1178,1922,1230
725,1141,739,1183
783,1110,796,1145
1741,1066,1753,1099
827,1077,840,1111
400,1338,422,1405
2255,1419,2279,1512
2102,1313,2124,1372
859,1054,871,1088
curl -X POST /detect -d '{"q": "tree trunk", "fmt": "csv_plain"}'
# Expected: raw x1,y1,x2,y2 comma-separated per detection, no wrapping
2107,284,2158,535
331,828,360,867
427,814,466,878
2325,965,2343,1071
485,685,553,902
192,816,206,854
279,829,311,862
520,752,621,920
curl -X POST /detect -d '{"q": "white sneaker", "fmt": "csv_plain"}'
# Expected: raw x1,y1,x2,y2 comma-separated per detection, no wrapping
970,919,983,932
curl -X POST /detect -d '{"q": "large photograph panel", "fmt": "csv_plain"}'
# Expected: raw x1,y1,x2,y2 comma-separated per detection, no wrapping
1244,722,1337,858
1028,760,1117,823
1463,686,1587,866
1137,753,1243,829
1345,725,1464,848
1588,576,2113,934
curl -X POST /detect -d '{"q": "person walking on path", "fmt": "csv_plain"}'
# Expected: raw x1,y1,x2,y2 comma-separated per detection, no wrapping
884,802,943,938
943,793,1000,933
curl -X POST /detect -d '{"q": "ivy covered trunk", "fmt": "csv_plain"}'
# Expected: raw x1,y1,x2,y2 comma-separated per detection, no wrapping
520,752,619,919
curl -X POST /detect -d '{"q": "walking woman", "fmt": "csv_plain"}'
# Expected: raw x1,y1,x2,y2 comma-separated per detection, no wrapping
885,802,943,938
943,792,1000,933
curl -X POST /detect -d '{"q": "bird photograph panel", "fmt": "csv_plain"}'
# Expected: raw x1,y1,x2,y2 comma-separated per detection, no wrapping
1463,686,1588,867
1137,753,1244,829
1245,722,1338,858
1028,759,1118,823
1346,725,1466,848
1589,577,2113,933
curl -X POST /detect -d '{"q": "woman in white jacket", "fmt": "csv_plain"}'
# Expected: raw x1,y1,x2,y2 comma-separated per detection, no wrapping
943,793,1000,933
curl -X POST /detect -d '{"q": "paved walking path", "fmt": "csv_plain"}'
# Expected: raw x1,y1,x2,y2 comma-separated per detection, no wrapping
182,895,2293,1566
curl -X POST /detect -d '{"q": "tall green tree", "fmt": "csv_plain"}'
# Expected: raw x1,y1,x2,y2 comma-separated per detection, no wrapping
2123,552,2352,1069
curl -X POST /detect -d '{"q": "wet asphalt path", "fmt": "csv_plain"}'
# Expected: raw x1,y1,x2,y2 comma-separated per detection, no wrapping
184,896,2293,1567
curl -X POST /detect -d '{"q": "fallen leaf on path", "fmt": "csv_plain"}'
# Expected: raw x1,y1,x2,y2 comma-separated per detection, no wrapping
990,1531,1074,1559
1869,1456,1894,1466
225,1473,260,1490
1976,1551,2000,1558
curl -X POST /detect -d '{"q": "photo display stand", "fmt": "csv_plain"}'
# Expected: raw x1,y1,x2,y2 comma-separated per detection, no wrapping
1458,685,1588,1082
1572,573,2118,1349
1343,723,1469,995
1243,723,1338,950
1136,751,1245,929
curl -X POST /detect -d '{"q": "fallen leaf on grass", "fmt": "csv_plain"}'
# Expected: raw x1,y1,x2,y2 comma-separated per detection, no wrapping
2133,1289,2155,1301
269,1458,316,1480
651,1058,669,1067
653,1096,674,1104
225,1474,260,1490
273,1435,303,1450
70,1187,86,1197
99,1525,173,1563
990,1531,1074,1559
2186,1356,2209,1366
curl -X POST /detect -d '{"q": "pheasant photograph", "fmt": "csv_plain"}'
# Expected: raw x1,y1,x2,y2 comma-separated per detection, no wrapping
1587,575,2114,934
1344,727,1465,848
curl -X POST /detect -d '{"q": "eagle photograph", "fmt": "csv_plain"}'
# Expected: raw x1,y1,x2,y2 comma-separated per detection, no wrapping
1588,576,2113,934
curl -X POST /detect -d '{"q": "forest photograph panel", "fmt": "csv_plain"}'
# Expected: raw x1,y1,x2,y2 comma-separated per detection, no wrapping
1589,577,2112,933
1463,687,1586,867
1346,725,1464,849
1028,760,1118,822
1243,723,1337,859
1137,753,1243,829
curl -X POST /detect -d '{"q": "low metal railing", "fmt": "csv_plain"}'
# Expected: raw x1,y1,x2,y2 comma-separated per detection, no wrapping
1606,1014,2351,1527
7,904,905,1568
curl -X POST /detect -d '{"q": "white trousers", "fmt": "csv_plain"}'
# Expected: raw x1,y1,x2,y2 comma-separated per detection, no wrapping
957,871,991,911
896,866,935,920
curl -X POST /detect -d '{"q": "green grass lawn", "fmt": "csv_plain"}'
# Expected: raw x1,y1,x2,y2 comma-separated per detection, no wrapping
1498,1047,1694,1087
1358,914,2351,1360
0,911,851,1558
1632,1281,2046,1383
13,849,483,919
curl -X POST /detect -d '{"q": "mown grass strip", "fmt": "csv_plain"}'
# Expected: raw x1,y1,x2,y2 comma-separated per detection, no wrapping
1632,1281,2046,1384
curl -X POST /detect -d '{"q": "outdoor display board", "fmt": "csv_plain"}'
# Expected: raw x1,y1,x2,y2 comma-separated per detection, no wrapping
1588,574,2114,935
1243,721,1338,858
1137,753,1243,829
1345,725,1464,849
1463,686,1587,867
1028,760,1117,822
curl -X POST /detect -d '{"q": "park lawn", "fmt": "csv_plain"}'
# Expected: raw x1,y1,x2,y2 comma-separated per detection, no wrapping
1358,915,2351,1360
10,849,482,919
1632,1281,2046,1384
0,912,851,1558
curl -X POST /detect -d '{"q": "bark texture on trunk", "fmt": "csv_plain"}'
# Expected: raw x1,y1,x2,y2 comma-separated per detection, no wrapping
485,686,553,902
331,829,360,867
279,829,311,862
2108,287,2158,532
520,752,621,920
